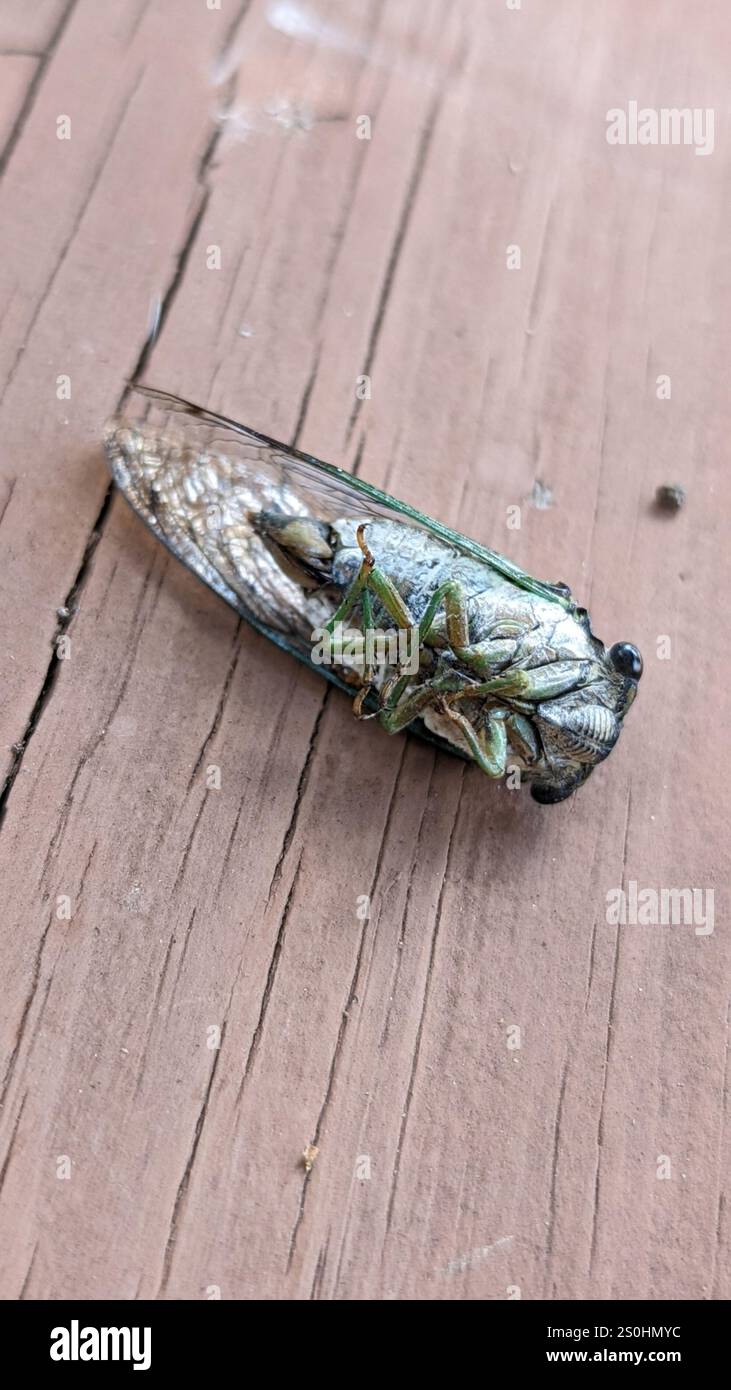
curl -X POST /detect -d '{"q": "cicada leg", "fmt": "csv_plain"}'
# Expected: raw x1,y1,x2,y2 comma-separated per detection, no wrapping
327,525,419,717
417,579,469,649
352,588,374,718
505,712,540,764
326,524,414,634
436,699,509,778
324,526,375,632
448,659,598,704
328,531,594,730
417,579,526,677
378,671,463,735
379,679,513,781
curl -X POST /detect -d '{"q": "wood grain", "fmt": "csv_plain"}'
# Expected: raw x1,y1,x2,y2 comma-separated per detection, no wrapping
0,0,728,1300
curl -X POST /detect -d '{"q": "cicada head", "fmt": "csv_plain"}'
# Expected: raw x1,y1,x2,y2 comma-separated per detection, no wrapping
530,641,643,803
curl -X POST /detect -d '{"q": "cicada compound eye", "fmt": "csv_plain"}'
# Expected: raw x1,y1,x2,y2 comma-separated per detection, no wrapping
608,642,643,680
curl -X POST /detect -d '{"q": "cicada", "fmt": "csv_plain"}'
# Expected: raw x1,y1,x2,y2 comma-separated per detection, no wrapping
105,387,642,804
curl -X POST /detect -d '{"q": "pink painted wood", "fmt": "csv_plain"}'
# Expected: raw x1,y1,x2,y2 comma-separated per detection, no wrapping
0,0,728,1300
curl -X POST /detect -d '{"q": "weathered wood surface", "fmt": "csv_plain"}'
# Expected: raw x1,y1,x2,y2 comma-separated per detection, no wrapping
0,0,729,1301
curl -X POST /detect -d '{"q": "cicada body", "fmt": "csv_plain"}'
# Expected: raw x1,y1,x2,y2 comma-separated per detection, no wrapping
105,387,642,803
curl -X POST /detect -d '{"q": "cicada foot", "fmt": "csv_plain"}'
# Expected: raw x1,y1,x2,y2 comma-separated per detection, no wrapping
352,685,370,719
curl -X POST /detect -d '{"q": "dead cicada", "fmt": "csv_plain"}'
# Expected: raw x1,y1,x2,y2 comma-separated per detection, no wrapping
105,388,642,803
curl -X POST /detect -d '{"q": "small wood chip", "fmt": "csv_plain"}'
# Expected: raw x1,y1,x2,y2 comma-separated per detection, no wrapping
302,1144,319,1173
527,478,554,510
655,483,686,512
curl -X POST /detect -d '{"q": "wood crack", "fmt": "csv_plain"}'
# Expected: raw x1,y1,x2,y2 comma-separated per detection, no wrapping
236,851,304,1106
36,551,160,889
0,0,79,180
345,88,443,447
710,999,730,1297
0,85,240,839
380,753,436,1048
156,1032,225,1295
0,64,146,408
0,917,53,1110
18,1239,38,1299
309,1231,330,1300
544,1051,570,1292
588,924,622,1276
132,929,180,1099
291,342,323,450
0,476,16,528
286,753,409,1273
266,691,328,905
185,623,242,794
0,1091,28,1196
171,794,209,898
383,770,463,1240
166,907,198,1020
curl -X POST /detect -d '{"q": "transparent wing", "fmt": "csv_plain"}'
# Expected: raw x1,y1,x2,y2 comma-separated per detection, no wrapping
106,386,571,630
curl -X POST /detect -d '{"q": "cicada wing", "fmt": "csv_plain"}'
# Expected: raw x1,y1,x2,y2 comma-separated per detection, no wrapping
104,386,576,767
106,388,360,676
108,387,572,611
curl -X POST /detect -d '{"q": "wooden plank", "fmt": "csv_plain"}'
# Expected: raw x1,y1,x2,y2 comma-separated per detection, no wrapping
0,0,244,776
0,1,72,55
0,54,39,153
0,0,729,1302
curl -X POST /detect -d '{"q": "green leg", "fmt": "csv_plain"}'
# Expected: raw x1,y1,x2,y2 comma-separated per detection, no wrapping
355,668,411,724
438,700,508,778
361,583,378,686
417,580,527,677
325,528,374,633
326,524,416,635
449,658,597,704
379,675,509,779
326,530,593,748
379,673,462,735
417,580,469,649
378,669,412,714
506,712,540,763
330,538,522,682
367,565,414,630
327,526,420,716
352,587,375,718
